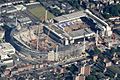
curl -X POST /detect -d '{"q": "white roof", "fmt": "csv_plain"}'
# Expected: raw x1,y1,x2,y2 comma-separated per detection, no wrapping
0,43,15,51
54,11,86,23
69,28,95,39
0,27,5,39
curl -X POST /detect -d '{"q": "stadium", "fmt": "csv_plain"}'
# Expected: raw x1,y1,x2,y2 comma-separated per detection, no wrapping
44,11,95,45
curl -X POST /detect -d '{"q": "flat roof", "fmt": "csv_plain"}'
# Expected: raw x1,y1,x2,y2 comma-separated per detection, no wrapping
0,5,16,11
69,28,94,39
46,25,71,39
0,43,15,51
0,26,4,31
47,11,95,40
47,23,94,41
54,11,86,23
50,25,64,34
0,27,5,38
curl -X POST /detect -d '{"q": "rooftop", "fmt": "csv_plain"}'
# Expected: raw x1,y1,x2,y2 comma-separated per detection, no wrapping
47,11,95,40
53,11,86,23
0,26,5,39
0,43,15,51
69,28,94,39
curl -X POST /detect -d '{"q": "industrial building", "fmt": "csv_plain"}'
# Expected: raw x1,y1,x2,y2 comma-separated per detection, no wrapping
44,11,95,45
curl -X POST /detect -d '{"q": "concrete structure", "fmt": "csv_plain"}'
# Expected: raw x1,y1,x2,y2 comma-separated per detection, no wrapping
47,50,58,61
85,9,112,37
44,11,95,45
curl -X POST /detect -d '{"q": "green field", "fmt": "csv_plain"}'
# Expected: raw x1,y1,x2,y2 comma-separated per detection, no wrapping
29,6,55,20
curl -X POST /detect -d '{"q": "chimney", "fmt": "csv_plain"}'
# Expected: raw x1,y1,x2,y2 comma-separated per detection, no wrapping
96,30,98,46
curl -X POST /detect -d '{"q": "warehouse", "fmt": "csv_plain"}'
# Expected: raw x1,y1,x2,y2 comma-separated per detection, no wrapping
44,11,95,45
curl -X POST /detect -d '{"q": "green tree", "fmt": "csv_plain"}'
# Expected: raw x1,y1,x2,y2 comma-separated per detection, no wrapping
86,75,97,80
94,47,101,54
69,64,78,74
0,65,7,76
103,4,120,18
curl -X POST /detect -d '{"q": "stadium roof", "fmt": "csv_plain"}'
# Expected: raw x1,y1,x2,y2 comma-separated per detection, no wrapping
54,11,86,23
69,28,95,39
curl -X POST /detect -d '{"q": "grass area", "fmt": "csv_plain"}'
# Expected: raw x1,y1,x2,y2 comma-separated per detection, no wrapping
29,5,55,20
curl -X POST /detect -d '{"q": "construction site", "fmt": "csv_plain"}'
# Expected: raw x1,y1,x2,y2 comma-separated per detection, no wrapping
13,9,116,56
9,8,119,63
13,24,57,53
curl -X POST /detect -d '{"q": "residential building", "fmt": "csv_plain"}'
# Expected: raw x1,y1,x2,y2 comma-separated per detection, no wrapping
80,65,91,76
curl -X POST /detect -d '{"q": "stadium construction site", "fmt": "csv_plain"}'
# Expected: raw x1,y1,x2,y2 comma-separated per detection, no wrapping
12,9,113,61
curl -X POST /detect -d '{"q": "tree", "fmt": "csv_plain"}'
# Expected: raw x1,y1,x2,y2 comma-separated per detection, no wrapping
103,4,120,18
0,65,7,76
86,75,97,80
102,12,112,19
94,47,101,54
69,64,78,74
67,0,80,9
110,47,116,54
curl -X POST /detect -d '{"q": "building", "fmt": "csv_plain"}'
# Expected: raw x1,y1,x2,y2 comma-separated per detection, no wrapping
105,61,112,67
0,43,15,55
47,50,58,61
14,5,26,11
75,74,85,80
44,11,95,45
80,65,91,76
0,0,24,7
0,43,15,69
0,27,5,40
85,9,112,37
3,58,14,69
30,0,36,3
93,54,98,62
